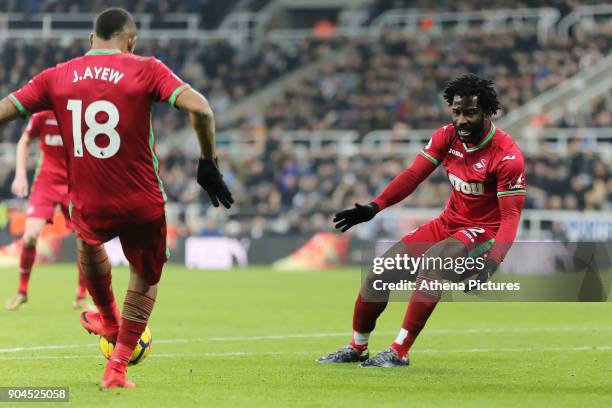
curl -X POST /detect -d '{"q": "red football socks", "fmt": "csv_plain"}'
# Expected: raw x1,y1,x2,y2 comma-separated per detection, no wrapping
350,293,387,351
350,333,369,353
113,290,155,365
391,276,441,359
352,293,387,334
85,272,118,325
17,245,36,295
78,246,118,325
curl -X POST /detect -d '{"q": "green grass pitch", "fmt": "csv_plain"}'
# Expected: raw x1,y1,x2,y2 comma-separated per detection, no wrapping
0,264,611,407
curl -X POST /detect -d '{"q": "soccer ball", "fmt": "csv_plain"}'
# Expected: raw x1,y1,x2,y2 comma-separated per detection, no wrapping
99,326,152,365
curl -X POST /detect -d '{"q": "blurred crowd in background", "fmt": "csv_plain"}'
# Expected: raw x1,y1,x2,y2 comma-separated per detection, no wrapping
253,26,612,133
0,0,238,29
551,93,612,128
0,0,611,238
0,37,341,143
154,132,612,237
368,0,601,19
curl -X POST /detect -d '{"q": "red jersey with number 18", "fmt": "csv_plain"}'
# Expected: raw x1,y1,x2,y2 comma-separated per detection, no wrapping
9,49,190,229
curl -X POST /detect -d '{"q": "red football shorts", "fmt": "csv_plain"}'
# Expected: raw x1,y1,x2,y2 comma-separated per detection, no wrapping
27,172,72,229
401,216,496,259
72,214,168,285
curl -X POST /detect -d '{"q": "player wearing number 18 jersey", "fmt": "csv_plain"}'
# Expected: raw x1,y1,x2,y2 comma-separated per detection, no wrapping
0,8,233,387
319,74,526,367
10,44,183,234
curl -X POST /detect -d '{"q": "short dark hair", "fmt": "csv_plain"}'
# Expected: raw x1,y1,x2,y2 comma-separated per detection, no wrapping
443,74,500,116
94,8,136,40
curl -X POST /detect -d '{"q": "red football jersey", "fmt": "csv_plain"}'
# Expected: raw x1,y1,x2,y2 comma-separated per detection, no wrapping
420,123,526,229
9,49,190,228
26,110,67,180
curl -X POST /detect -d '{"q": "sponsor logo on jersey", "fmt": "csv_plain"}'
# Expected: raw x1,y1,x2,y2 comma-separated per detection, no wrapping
73,66,124,84
448,148,464,158
501,155,516,161
508,174,524,190
448,173,484,195
44,134,63,146
473,159,486,172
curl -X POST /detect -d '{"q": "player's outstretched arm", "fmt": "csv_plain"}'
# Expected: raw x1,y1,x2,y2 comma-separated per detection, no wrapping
372,154,437,211
175,88,216,160
11,131,33,197
333,155,437,232
175,89,234,209
372,124,447,211
0,97,21,126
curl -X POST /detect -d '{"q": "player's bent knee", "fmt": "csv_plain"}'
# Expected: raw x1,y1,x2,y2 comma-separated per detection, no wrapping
22,235,38,248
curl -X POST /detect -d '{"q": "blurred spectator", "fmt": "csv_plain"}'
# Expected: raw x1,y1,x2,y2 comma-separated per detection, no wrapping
139,130,612,237
0,0,241,29
247,24,612,134
552,92,612,128
0,36,342,143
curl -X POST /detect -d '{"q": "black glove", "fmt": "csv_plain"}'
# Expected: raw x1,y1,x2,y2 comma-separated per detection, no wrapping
197,158,234,209
333,202,379,232
464,258,498,292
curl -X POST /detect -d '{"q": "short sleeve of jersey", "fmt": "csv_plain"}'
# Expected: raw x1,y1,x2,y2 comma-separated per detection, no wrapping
496,151,527,197
9,68,54,117
420,126,450,166
148,58,190,107
25,113,45,139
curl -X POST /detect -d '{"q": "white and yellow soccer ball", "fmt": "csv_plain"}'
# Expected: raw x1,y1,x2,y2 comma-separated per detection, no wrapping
99,326,152,365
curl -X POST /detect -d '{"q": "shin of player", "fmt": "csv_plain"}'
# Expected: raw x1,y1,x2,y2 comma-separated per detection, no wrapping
78,240,120,340
19,220,44,293
106,268,156,387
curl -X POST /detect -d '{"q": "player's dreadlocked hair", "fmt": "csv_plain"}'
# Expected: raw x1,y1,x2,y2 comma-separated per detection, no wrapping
94,8,137,40
443,74,500,116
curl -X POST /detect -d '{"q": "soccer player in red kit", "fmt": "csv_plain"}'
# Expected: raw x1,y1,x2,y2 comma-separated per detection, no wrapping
0,8,233,387
4,111,90,311
318,74,526,367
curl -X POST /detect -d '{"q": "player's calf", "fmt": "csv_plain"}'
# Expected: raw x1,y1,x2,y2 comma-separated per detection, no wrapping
77,240,120,328
323,241,411,364
389,238,467,360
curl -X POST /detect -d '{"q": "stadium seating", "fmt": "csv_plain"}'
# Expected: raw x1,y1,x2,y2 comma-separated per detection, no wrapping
0,1,611,239
251,26,612,133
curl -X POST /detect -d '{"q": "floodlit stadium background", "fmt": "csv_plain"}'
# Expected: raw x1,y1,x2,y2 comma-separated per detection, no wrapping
0,0,610,270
